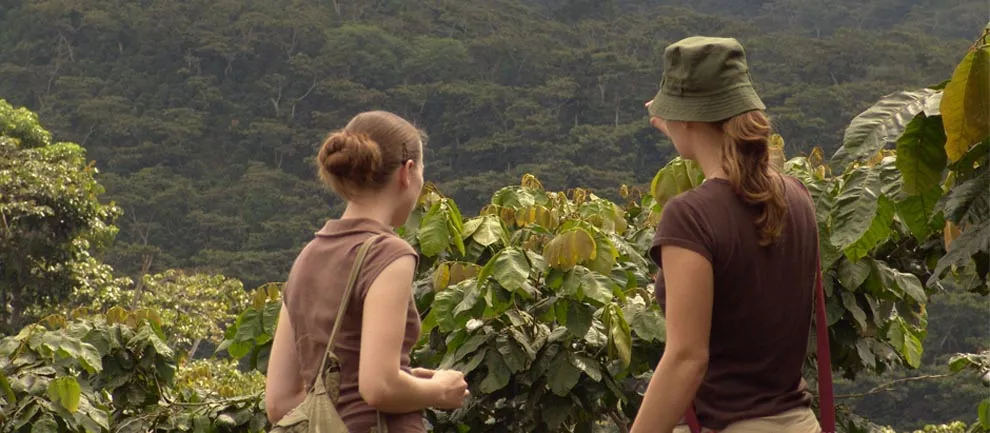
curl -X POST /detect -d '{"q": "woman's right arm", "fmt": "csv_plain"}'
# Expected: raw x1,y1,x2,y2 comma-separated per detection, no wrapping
358,255,467,412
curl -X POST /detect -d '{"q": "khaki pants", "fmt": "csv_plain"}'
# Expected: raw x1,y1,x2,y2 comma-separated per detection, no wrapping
672,407,821,433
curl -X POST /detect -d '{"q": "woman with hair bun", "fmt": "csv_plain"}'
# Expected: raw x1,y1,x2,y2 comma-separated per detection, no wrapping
266,111,469,432
630,37,824,433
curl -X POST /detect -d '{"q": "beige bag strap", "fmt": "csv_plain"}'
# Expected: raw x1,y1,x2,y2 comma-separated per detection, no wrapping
312,234,383,392
311,233,388,432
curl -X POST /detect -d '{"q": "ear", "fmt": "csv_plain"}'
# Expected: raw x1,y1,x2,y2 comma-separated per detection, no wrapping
649,117,665,132
397,160,415,188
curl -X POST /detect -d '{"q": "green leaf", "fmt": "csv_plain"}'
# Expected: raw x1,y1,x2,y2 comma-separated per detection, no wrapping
568,353,602,382
932,221,990,284
896,113,947,195
837,258,871,291
479,351,511,393
829,167,881,251
980,398,990,429
844,195,895,262
948,354,979,373
40,333,103,374
873,260,927,303
579,270,615,305
940,168,989,226
31,415,58,433
606,306,633,367
886,319,923,368
565,300,593,338
840,291,868,331
0,370,15,404
418,201,450,257
651,157,705,207
547,350,581,396
490,248,531,295
942,42,990,162
47,376,81,413
470,216,506,247
496,334,528,373
855,339,876,370
459,348,488,375
895,185,943,241
832,88,941,170
625,300,666,343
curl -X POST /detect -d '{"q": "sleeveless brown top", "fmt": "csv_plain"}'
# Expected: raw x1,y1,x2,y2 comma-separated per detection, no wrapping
650,176,817,430
283,218,424,433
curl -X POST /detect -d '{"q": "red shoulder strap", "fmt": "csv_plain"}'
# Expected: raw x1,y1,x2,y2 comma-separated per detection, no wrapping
684,253,835,433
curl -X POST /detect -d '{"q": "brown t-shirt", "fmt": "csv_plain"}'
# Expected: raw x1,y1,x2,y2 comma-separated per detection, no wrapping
283,218,425,433
650,176,817,430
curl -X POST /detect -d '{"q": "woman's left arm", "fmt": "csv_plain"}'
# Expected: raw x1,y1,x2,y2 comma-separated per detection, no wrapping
629,244,714,433
265,303,306,423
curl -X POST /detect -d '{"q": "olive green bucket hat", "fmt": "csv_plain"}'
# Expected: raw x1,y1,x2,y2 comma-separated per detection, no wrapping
648,36,766,123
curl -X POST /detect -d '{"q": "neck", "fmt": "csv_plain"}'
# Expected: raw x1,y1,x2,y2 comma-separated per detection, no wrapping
340,198,395,227
692,128,728,180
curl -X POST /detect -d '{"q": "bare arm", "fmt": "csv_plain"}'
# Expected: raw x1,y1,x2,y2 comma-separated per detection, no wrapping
359,255,452,412
630,245,713,433
265,303,305,423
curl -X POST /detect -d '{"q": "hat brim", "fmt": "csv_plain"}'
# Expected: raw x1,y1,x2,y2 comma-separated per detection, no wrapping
648,85,766,123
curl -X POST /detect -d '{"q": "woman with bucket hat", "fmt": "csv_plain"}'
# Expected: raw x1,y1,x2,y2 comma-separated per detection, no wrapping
629,37,835,433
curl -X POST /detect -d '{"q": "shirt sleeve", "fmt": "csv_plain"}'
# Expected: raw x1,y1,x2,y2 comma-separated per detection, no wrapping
355,234,420,302
649,195,716,267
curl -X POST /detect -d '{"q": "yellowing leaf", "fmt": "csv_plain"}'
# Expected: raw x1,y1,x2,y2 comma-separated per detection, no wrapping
48,377,81,413
942,41,990,162
543,229,597,270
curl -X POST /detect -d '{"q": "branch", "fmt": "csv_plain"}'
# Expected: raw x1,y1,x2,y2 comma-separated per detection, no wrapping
835,370,962,400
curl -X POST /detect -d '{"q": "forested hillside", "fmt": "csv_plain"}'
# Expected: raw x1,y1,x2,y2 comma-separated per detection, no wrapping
0,0,978,286
0,0,987,431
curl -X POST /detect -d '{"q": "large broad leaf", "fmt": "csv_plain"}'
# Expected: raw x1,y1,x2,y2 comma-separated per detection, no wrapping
831,88,941,170
942,37,990,162
872,260,927,303
490,248,531,294
568,353,603,382
31,415,59,433
895,185,943,242
940,169,989,227
886,318,923,368
0,370,14,404
837,258,871,291
829,167,881,251
844,195,895,262
625,301,666,343
840,291,868,331
418,201,451,257
48,376,81,413
931,220,990,284
40,333,102,374
565,299,594,338
650,157,705,208
543,228,597,271
895,113,947,195
469,215,507,247
604,305,633,367
479,351,512,393
980,398,990,429
547,350,581,396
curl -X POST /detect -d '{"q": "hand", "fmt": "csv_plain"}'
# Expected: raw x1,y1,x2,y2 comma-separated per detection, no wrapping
410,367,435,379
645,99,653,109
430,369,470,410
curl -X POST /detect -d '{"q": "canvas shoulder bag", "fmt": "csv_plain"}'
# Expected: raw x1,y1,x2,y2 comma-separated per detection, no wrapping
270,234,386,433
